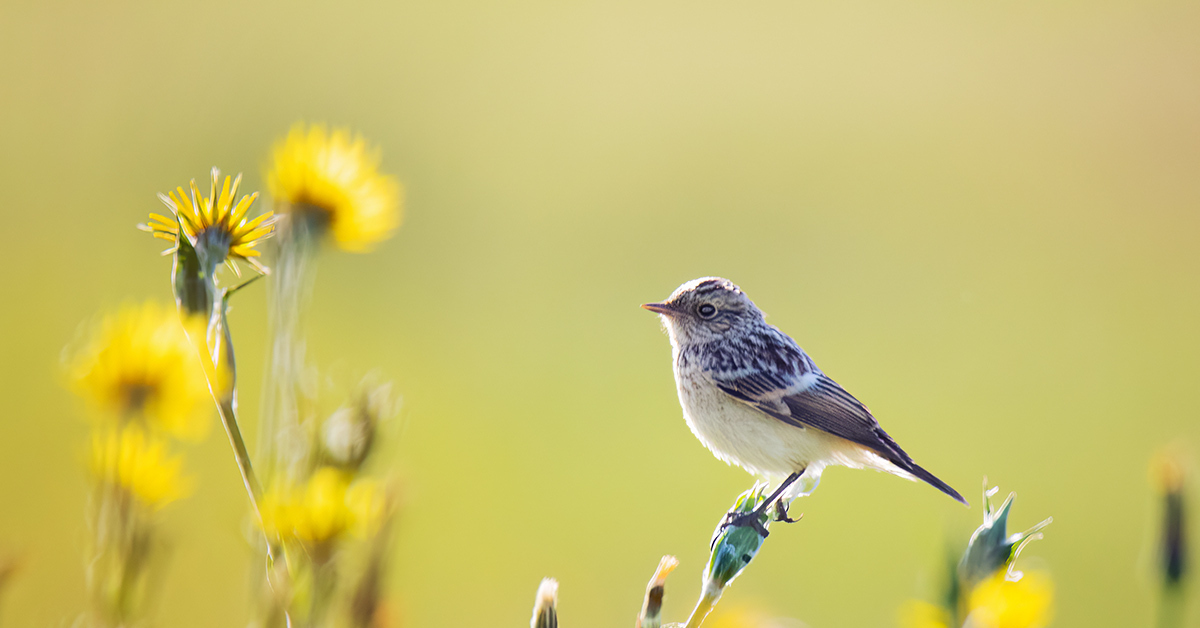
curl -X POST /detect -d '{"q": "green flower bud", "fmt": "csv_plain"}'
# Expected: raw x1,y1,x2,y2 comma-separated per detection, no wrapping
704,482,772,596
958,485,1051,589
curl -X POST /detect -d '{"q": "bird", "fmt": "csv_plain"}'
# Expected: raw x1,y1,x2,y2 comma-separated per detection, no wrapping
643,277,966,534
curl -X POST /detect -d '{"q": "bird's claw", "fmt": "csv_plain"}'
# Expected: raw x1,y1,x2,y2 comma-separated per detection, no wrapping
772,500,802,524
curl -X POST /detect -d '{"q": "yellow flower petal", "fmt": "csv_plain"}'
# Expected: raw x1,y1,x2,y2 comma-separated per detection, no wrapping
267,123,402,252
899,600,952,628
68,302,211,439
141,169,275,271
89,425,191,509
259,467,386,545
965,572,1054,628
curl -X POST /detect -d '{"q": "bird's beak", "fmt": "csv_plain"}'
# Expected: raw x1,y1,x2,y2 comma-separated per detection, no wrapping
641,302,679,315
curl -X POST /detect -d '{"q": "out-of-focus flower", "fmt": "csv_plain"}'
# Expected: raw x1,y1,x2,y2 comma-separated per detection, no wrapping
69,302,210,439
140,168,275,275
1152,447,1189,588
261,467,385,545
959,486,1051,589
900,572,1054,628
963,572,1053,628
89,425,190,509
530,578,558,628
267,123,402,252
322,407,372,469
322,379,398,469
704,605,792,628
0,552,22,611
899,600,952,628
902,482,1053,628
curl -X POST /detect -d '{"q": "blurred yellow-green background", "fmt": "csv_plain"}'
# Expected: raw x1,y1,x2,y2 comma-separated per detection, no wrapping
1,0,1198,625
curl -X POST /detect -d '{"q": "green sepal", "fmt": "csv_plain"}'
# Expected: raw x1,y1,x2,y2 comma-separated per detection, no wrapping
171,215,211,318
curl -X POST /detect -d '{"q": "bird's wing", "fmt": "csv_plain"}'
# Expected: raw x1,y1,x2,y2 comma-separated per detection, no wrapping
710,368,914,468
706,343,969,505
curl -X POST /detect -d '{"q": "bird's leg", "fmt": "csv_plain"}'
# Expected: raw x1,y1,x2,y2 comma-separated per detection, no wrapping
718,470,806,539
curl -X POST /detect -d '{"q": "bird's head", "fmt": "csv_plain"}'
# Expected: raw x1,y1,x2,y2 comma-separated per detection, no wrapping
642,277,765,344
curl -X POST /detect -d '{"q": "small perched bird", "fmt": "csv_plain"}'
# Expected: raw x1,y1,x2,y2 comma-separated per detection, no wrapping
643,277,965,530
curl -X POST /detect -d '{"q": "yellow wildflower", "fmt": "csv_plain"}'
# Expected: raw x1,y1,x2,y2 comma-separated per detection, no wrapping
89,425,190,508
704,606,788,628
69,302,210,439
267,123,402,252
1151,445,1187,494
1151,445,1189,587
261,467,385,545
899,600,952,628
140,168,275,275
898,572,1052,628
964,572,1053,628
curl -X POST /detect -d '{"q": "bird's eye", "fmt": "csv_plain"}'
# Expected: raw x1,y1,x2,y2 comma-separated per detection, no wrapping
697,303,717,319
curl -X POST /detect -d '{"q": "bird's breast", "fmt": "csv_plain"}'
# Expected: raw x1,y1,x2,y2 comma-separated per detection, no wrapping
671,364,834,479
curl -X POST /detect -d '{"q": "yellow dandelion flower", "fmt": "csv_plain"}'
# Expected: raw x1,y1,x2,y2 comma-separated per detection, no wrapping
89,425,190,509
140,167,276,275
69,302,210,439
267,123,402,252
261,467,385,545
704,606,788,628
899,600,952,628
964,572,1053,628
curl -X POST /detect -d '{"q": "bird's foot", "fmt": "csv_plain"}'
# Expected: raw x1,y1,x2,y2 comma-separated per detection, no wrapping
710,509,770,549
772,500,802,524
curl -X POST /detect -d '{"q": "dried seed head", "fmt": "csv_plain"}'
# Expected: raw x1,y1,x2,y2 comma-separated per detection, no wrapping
637,556,679,628
530,578,558,628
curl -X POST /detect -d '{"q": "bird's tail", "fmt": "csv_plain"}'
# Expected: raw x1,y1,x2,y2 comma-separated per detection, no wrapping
909,463,968,506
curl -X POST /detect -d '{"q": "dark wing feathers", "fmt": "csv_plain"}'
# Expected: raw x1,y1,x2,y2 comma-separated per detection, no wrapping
711,364,967,505
720,370,795,399
711,371,909,465
783,376,914,466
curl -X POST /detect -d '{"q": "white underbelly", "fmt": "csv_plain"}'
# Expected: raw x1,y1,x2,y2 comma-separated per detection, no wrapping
676,372,888,490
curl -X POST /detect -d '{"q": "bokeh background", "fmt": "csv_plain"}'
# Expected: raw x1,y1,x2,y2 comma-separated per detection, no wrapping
2,0,1198,626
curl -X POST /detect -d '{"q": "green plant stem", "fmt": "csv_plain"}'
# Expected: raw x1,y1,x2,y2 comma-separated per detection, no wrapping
187,275,281,563
171,218,290,622
260,214,319,478
684,591,719,628
1156,586,1187,628
187,271,268,528
309,550,336,628
214,396,265,522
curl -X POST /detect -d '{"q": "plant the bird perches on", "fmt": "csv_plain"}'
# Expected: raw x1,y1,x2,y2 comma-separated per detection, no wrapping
684,482,777,628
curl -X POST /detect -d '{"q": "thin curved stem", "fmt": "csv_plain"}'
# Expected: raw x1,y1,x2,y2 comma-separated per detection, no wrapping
214,396,265,522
